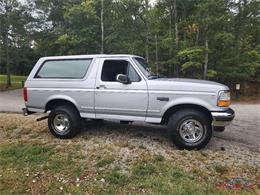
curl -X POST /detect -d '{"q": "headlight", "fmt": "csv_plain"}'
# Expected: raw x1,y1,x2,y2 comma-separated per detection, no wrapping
217,91,231,107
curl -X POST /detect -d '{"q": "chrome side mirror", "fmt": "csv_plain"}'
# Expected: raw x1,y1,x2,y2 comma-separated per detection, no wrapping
116,74,130,84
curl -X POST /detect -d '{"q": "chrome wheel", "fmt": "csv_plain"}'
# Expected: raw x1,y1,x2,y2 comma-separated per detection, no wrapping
179,119,204,143
53,113,70,135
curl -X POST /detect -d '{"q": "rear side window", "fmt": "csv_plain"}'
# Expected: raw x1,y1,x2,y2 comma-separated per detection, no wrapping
35,59,92,78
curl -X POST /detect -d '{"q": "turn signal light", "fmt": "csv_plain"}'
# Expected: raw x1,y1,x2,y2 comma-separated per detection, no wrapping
217,100,230,107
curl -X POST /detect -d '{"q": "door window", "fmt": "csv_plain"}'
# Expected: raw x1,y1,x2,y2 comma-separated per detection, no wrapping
101,60,141,82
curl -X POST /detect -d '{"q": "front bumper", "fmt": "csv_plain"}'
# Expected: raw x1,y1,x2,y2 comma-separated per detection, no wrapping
211,108,235,127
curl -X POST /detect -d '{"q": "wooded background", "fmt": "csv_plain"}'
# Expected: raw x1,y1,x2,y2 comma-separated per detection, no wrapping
0,0,259,93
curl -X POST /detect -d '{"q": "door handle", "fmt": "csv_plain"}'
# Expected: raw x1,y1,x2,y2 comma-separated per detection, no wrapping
96,85,106,89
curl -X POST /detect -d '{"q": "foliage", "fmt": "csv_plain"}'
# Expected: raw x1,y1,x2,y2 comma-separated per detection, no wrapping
0,74,27,91
177,47,205,78
0,0,260,83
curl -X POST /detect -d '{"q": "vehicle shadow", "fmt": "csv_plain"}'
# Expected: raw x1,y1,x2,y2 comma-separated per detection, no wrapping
78,119,229,151
80,119,170,143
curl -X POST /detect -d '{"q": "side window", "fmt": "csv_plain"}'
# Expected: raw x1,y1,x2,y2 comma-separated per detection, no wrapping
101,60,141,82
35,59,92,78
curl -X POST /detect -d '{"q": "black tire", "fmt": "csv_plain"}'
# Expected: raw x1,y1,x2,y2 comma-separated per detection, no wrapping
167,109,212,150
48,105,81,139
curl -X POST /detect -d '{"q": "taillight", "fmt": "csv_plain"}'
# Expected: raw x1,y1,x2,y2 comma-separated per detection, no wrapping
24,87,28,102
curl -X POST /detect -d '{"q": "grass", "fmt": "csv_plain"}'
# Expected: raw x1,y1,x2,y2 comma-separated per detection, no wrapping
0,143,82,194
1,143,253,195
0,74,27,91
132,162,156,176
96,154,114,167
0,113,259,194
0,143,53,169
105,167,128,185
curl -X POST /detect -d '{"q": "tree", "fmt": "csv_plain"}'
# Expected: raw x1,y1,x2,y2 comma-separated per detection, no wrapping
0,0,259,93
0,0,32,86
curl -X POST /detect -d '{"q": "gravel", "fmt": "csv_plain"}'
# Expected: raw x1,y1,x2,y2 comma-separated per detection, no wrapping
0,93,259,168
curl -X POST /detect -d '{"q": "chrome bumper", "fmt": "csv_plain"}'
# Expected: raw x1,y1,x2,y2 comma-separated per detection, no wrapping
211,108,235,127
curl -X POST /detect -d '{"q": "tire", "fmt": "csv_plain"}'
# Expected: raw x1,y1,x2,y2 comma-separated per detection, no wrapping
48,105,81,139
167,109,212,150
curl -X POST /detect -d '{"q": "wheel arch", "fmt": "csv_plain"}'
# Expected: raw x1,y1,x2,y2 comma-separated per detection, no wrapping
162,103,212,124
45,97,80,115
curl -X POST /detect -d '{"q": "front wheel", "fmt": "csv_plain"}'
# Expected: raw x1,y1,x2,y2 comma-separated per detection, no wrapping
48,106,81,139
167,109,212,150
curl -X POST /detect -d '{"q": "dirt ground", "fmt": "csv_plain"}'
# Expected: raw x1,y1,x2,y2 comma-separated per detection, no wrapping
0,109,260,194
214,104,260,148
0,89,259,166
1,90,259,193
0,103,259,168
0,89,23,112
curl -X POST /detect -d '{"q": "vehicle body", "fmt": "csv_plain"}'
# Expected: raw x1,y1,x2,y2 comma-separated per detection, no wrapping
23,54,235,149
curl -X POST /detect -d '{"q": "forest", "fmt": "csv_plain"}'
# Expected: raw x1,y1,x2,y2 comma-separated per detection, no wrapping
0,0,259,91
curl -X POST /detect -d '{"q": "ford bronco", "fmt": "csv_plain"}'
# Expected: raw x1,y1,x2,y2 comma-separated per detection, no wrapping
23,54,235,149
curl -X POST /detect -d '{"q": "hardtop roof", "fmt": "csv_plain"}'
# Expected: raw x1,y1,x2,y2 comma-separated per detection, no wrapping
40,54,142,60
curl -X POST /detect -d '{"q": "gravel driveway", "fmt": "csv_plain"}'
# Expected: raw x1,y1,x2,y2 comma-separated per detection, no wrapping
0,89,24,112
0,89,259,150
214,104,260,149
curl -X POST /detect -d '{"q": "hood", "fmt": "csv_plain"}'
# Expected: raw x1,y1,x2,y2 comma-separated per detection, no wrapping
156,78,225,86
147,78,229,93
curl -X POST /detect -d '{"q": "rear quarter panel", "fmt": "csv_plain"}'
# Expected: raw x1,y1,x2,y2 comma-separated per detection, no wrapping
25,57,99,117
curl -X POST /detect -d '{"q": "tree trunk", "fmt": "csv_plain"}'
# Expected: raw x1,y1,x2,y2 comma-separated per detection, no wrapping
196,26,199,45
145,0,149,63
100,0,104,54
155,34,158,76
3,2,11,87
168,2,173,76
173,0,179,76
4,33,11,87
169,2,172,57
203,39,208,80
174,0,178,49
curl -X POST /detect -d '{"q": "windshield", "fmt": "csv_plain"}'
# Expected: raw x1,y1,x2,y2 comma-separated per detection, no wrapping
133,57,165,79
133,57,153,78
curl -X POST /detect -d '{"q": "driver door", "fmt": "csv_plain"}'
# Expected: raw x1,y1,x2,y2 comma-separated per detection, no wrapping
94,58,148,121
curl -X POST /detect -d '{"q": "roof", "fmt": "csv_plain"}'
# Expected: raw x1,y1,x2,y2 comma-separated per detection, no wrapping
40,54,142,60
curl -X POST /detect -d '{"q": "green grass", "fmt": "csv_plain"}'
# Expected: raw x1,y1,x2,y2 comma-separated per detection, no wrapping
105,167,128,185
0,143,232,194
96,154,114,167
0,143,85,194
132,162,156,176
0,143,54,169
130,159,228,195
0,74,27,91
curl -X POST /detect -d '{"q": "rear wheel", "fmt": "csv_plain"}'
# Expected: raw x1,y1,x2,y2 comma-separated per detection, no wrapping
167,109,212,150
48,106,81,139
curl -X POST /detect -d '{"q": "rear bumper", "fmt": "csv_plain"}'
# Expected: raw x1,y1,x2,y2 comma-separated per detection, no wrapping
211,108,235,127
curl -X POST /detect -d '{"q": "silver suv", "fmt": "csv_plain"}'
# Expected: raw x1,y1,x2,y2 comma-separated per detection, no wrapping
23,54,234,149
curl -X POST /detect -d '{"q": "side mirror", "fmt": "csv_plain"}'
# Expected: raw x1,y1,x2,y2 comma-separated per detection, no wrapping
116,74,130,84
